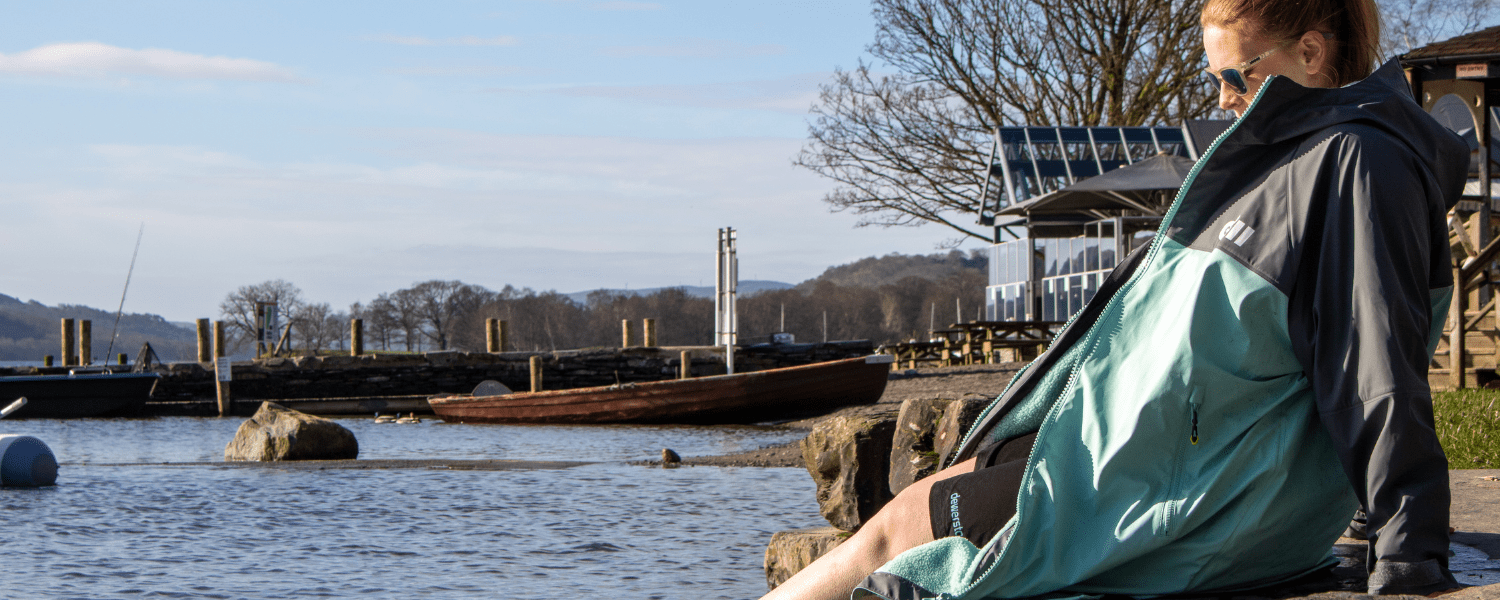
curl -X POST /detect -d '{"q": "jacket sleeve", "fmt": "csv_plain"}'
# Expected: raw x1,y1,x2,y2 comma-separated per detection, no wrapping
1286,130,1458,595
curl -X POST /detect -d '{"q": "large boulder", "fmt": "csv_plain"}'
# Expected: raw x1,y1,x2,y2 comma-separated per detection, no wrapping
764,526,848,590
224,402,359,461
800,408,899,531
887,396,955,496
934,394,994,469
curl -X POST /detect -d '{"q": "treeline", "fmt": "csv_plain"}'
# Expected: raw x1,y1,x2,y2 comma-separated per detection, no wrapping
0,294,197,362
220,250,990,354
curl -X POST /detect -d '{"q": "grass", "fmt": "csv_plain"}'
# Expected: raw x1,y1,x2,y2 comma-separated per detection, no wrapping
1432,388,1500,469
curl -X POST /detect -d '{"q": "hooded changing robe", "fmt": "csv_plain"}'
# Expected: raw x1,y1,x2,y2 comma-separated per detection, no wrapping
855,60,1469,600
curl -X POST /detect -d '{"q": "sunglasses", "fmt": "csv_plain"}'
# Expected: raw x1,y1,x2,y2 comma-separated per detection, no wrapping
1203,44,1284,96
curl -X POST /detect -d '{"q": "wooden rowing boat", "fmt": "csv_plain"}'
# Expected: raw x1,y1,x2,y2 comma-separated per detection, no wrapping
428,355,894,424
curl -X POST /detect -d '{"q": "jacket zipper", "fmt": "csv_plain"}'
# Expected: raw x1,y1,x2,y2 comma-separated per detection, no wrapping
950,79,1279,599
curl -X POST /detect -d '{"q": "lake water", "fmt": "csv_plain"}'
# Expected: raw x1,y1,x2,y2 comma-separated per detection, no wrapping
0,417,823,599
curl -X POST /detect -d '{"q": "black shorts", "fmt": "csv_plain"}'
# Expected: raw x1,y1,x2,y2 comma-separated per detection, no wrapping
928,432,1037,547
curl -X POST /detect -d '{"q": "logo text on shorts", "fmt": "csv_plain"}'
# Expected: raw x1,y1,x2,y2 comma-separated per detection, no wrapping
949,492,963,537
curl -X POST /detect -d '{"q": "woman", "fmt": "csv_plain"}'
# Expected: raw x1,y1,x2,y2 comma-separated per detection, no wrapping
765,1,1468,598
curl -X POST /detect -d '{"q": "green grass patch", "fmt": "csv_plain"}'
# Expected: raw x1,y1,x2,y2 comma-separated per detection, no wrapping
1432,388,1500,469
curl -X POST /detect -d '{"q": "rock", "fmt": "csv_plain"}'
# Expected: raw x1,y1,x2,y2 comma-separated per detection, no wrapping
934,394,995,469
224,402,359,461
661,448,681,464
888,396,956,495
800,408,899,531
764,526,849,591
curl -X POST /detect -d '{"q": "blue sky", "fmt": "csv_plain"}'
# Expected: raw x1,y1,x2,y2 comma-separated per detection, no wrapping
0,0,976,322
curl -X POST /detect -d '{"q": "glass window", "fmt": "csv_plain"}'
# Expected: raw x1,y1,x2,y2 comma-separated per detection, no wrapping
1042,280,1055,321
1084,273,1099,305
1069,275,1084,317
1086,235,1099,272
1045,239,1059,277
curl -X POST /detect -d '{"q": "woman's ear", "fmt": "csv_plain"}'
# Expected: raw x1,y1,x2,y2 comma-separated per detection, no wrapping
1298,29,1331,85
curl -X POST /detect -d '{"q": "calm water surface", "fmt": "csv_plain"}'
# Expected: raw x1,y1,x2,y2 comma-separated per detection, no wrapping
0,417,823,599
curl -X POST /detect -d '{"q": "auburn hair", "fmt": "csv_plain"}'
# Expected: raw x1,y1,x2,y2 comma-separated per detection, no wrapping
1202,0,1381,86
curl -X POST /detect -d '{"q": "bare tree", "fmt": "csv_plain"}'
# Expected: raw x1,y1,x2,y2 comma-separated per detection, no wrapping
357,296,403,351
400,280,495,351
292,302,347,354
1381,0,1498,56
218,280,305,351
798,0,1218,245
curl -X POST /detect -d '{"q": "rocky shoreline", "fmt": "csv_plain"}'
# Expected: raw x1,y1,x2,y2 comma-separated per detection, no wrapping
640,363,1022,468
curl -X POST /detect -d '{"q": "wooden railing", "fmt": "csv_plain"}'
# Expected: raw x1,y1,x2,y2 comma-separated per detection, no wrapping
881,320,1065,369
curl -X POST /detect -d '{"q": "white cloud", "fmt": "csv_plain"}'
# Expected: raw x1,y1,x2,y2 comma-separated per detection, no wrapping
601,38,785,58
385,64,531,77
589,1,664,10
484,73,827,113
0,42,303,82
367,35,520,47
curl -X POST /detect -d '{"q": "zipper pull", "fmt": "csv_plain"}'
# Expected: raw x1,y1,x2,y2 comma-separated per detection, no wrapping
1191,407,1199,445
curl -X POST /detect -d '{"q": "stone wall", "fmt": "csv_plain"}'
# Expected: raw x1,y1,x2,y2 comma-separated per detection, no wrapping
127,341,876,403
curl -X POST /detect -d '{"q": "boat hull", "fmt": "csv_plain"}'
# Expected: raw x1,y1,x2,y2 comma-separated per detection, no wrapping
0,373,160,418
429,355,893,424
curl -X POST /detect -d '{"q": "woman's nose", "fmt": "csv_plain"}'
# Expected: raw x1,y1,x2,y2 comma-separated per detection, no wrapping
1218,83,1244,115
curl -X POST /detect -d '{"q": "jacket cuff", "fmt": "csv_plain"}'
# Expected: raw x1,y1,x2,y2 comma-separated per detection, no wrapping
1367,559,1461,595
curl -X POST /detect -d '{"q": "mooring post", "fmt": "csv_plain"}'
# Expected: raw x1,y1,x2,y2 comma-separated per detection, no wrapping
644,318,657,347
213,321,226,359
350,318,364,357
61,318,76,367
117,353,127,366
679,350,690,380
497,320,508,352
529,355,543,392
196,318,211,363
485,318,499,353
621,320,633,348
214,357,232,417
43,355,54,367
78,320,92,365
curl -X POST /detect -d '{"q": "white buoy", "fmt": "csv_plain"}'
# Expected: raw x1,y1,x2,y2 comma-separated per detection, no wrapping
0,434,58,487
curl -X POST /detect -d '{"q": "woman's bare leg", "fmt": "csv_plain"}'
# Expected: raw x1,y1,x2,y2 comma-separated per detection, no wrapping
762,457,979,600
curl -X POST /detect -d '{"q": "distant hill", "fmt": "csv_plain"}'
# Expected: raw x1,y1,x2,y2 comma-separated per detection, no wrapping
796,250,988,290
0,294,197,362
564,280,794,304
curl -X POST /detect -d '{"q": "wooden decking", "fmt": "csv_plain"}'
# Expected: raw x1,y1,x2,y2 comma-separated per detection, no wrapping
880,320,1064,368
1431,211,1499,390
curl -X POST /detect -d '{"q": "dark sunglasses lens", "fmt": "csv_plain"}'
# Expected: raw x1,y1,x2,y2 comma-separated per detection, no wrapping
1221,69,1248,95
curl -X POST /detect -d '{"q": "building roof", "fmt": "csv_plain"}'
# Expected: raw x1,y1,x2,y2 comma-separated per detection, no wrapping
1405,25,1500,61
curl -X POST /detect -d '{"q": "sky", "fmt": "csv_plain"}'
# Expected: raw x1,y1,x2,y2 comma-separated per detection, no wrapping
0,0,979,322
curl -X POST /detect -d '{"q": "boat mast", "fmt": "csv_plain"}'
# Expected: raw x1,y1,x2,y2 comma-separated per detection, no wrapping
104,224,145,363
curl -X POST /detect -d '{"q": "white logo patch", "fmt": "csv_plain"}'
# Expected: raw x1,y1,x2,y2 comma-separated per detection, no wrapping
1219,218,1255,246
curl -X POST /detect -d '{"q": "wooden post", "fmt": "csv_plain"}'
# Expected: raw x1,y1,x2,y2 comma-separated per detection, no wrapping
679,350,690,380
117,353,127,366
497,320,508,352
644,318,657,347
1452,264,1467,389
43,355,54,367
78,320,91,365
214,357,232,417
61,318,76,367
529,355,543,392
486,318,499,352
350,318,364,356
213,321,226,359
196,318,211,363
621,320,634,348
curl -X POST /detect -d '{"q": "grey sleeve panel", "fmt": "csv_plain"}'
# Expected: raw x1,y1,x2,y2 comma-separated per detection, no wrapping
852,572,937,600
1284,130,1453,571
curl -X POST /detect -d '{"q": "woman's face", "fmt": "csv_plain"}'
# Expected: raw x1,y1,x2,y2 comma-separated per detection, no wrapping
1203,23,1328,116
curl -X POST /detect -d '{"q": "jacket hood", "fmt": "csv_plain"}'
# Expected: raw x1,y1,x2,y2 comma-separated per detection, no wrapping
1230,58,1469,208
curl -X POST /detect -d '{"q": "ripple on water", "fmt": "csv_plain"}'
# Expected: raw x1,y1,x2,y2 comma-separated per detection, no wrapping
0,417,824,600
